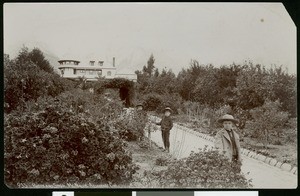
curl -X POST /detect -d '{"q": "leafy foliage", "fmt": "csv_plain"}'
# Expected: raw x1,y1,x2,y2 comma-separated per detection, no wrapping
115,109,148,141
135,57,296,145
141,93,181,114
140,148,252,188
28,47,55,73
93,78,135,107
4,48,75,113
142,54,155,76
142,93,162,111
4,95,138,187
245,100,289,147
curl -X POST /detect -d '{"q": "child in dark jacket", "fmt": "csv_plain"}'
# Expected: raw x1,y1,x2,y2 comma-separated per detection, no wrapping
153,107,173,153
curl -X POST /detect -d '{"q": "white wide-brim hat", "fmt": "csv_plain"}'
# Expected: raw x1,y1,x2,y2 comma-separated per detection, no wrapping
164,107,173,112
217,114,239,124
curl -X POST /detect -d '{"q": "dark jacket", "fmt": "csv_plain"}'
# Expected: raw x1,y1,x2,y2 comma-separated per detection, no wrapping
156,116,173,131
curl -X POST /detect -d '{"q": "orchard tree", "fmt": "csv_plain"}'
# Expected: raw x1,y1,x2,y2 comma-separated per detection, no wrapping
149,68,176,94
215,64,242,107
267,66,296,117
192,65,222,107
177,68,190,100
245,99,289,148
236,63,270,110
177,60,205,101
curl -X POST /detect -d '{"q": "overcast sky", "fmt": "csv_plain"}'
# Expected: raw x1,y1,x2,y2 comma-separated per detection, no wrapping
4,3,296,74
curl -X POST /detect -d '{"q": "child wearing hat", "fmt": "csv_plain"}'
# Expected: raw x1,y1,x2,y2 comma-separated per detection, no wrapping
134,103,148,141
153,107,173,153
214,114,242,171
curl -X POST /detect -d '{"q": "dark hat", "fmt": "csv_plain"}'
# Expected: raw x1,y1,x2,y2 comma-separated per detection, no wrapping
217,114,238,124
164,107,172,112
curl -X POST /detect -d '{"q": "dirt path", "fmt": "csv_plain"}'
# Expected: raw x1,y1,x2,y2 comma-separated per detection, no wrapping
126,141,170,188
146,123,297,189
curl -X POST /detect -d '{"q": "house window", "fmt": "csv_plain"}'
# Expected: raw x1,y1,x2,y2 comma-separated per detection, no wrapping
98,61,104,66
80,70,85,73
97,70,102,76
89,70,94,75
73,69,77,74
61,69,64,75
90,61,95,66
107,71,111,76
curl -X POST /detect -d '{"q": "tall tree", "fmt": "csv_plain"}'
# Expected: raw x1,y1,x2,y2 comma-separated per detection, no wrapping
29,48,54,73
154,68,160,77
236,63,269,110
143,54,155,76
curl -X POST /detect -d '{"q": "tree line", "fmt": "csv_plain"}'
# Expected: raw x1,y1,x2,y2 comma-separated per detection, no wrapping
135,55,296,147
135,54,296,118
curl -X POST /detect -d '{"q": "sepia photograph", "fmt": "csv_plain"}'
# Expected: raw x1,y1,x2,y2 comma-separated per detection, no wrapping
3,2,297,189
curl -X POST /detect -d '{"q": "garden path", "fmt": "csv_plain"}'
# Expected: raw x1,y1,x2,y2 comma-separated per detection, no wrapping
146,122,297,189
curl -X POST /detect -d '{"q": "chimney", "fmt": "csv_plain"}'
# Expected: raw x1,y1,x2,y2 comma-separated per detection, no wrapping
113,57,115,67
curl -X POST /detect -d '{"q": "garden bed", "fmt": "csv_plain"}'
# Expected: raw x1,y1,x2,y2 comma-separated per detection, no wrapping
171,114,297,167
241,137,297,166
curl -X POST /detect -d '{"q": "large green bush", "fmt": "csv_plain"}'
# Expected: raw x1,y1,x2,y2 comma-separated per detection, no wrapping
149,148,252,188
4,49,75,113
4,97,138,187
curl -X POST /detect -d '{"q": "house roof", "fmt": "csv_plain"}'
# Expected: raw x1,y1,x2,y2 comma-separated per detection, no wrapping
58,66,116,70
58,59,80,63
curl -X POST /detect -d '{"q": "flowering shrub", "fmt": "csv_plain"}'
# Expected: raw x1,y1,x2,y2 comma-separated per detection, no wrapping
116,110,148,141
4,98,138,187
56,89,124,125
150,148,252,188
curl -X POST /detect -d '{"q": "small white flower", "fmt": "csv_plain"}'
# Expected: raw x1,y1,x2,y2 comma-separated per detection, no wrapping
79,171,86,177
53,175,59,180
81,137,88,143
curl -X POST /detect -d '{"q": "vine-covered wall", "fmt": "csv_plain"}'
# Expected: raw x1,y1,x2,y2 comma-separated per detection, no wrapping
93,78,136,107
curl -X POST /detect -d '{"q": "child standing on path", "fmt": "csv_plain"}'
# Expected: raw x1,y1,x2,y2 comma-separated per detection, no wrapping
214,114,242,172
134,103,148,141
153,107,173,153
